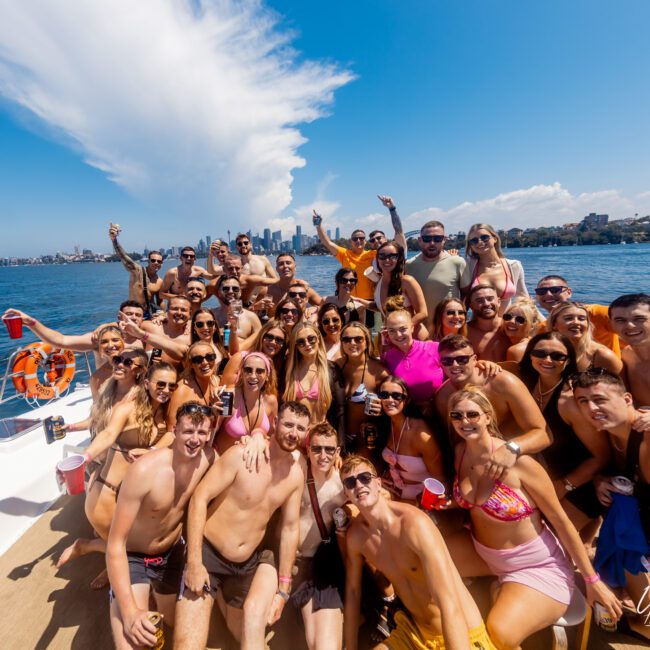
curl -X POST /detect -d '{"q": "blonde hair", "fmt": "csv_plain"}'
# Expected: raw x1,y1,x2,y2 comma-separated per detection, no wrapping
465,223,504,260
134,363,177,447
235,352,277,396
504,298,539,332
182,341,217,382
448,387,502,439
549,301,592,360
283,322,332,422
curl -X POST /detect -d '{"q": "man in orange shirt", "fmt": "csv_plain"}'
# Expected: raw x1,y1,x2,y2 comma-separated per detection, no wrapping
534,275,621,357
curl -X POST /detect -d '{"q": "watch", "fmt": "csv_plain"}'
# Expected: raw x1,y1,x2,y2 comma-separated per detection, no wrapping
504,441,521,457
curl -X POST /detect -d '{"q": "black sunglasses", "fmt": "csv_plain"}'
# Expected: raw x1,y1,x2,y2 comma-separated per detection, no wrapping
449,410,481,422
534,286,568,296
195,320,216,329
296,335,318,348
503,313,526,325
155,380,178,391
342,471,376,490
446,309,466,317
279,307,299,316
263,333,285,345
378,253,399,262
378,390,406,402
310,445,337,456
338,277,357,285
288,291,307,299
368,235,384,243
112,355,139,368
149,258,163,264
221,286,240,294
342,335,364,344
351,236,366,242
440,355,472,367
243,366,266,376
530,349,569,362
182,253,196,259
178,403,212,417
468,234,492,246
190,353,217,364
236,240,250,246
322,317,341,326
421,235,445,243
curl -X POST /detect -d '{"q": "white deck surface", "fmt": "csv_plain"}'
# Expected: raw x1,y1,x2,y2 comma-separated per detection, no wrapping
0,386,92,557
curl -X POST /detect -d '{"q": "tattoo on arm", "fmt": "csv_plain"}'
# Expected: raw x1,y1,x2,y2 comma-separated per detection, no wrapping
113,238,137,272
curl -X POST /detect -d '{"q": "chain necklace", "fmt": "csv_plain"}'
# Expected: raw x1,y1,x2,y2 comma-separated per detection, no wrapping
534,378,563,408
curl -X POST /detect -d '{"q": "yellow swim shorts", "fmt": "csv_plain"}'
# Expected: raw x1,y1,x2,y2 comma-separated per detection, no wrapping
385,610,496,650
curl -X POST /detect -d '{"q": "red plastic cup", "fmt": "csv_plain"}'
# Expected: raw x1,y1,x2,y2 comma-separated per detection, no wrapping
56,454,85,495
3,315,23,339
420,478,446,511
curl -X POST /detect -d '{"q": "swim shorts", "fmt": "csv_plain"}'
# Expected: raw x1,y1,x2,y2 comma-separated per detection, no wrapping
385,610,496,650
290,557,343,612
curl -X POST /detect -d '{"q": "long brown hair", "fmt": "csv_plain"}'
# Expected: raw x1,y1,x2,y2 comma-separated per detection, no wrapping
377,240,406,297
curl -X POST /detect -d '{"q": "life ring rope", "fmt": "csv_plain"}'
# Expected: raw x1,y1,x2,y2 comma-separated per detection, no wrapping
11,342,76,401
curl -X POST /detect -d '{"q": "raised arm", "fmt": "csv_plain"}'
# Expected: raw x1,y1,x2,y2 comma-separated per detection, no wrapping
109,224,139,276
123,319,188,360
313,210,340,256
207,242,224,278
377,195,407,251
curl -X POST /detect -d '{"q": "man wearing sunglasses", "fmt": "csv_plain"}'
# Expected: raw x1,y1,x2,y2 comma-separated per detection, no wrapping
406,220,466,336
175,401,307,649
466,284,512,362
534,275,620,356
341,454,492,650
160,246,213,301
106,401,214,649
210,255,278,306
210,275,262,345
234,233,278,280
109,223,163,318
435,335,550,478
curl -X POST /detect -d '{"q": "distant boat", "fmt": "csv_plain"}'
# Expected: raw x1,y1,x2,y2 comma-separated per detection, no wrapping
620,240,627,245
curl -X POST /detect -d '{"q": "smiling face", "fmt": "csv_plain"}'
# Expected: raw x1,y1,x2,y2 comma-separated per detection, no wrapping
529,338,570,378
341,325,366,359
470,288,500,320
295,326,320,358
337,272,357,296
574,383,632,431
218,279,241,305
610,304,650,347
276,255,295,279
194,312,216,341
169,298,191,326
275,409,310,452
181,248,196,267
368,231,386,250
236,236,251,255
111,350,145,381
190,342,216,378
553,306,589,340
146,367,178,404
287,285,308,309
217,245,229,265
442,300,466,334
385,311,413,351
240,356,267,393
341,460,381,508
308,433,340,472
148,253,164,271
350,230,366,253
98,330,124,359
502,307,530,339
278,301,300,327
439,345,477,383
261,327,286,358
320,308,342,339
173,414,211,458
377,244,400,274
449,397,491,441
186,280,206,305
468,227,496,256
379,380,407,417
535,278,572,312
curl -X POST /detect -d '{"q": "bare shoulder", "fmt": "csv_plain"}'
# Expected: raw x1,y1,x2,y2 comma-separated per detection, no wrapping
491,368,523,392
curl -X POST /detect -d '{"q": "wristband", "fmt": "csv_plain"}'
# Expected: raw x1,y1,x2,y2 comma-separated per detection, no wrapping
67,423,75,433
584,572,600,585
276,589,290,602
83,451,92,464
141,332,150,343
279,576,292,584
26,318,36,327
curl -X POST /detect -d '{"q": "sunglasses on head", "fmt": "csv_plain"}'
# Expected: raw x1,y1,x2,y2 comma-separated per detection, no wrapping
378,252,399,262
296,335,318,348
449,410,482,423
342,335,364,344
338,277,357,285
222,286,240,294
279,307,299,316
112,355,139,368
263,333,285,345
351,235,365,242
342,471,376,490
195,320,216,329
191,353,217,364
534,286,567,296
243,366,266,376
322,317,341,326
530,349,569,362
503,313,526,324
378,390,406,402
310,445,337,456
155,380,178,391
421,235,445,243
178,403,212,417
288,291,307,299
468,234,492,246
440,355,472,367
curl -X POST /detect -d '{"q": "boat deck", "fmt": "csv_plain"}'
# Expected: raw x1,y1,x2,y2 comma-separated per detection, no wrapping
0,495,646,649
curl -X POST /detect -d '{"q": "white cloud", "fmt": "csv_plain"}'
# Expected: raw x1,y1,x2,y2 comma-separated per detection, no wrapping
0,0,354,230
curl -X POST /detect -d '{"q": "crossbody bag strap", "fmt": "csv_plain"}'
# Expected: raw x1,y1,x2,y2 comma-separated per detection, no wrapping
307,464,330,543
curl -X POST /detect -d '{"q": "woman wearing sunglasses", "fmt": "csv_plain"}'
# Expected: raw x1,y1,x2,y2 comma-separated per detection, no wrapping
379,376,446,503
284,323,345,442
448,387,620,648
322,267,369,325
273,297,303,334
549,301,622,375
168,341,221,428
189,308,229,371
214,351,277,456
516,332,609,530
336,322,388,455
500,298,539,362
317,302,344,361
431,297,468,342
460,223,529,313
372,241,428,340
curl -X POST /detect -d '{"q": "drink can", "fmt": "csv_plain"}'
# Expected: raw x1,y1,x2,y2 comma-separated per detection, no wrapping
361,423,378,450
612,476,633,496
221,391,234,417
223,325,230,346
44,416,66,444
364,393,379,416
151,348,163,361
333,507,349,531
148,612,165,649
594,602,617,632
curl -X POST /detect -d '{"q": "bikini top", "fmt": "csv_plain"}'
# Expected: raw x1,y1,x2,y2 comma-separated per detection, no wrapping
349,358,368,403
295,376,319,401
223,393,271,439
453,445,535,522
382,447,430,483
471,257,516,302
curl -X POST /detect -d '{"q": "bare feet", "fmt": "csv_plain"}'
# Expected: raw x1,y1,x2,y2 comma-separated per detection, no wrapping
90,568,109,590
56,538,89,569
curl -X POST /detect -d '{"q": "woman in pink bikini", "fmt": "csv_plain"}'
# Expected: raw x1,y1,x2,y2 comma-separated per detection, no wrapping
461,223,529,314
449,387,621,649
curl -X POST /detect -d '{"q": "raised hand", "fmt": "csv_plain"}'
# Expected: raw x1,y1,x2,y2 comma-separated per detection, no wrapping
108,222,121,241
377,195,395,210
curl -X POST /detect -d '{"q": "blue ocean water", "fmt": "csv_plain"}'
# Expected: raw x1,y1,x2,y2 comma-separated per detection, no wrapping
1,243,648,418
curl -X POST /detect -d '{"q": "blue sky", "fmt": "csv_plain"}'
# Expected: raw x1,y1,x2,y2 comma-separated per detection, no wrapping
1,0,649,256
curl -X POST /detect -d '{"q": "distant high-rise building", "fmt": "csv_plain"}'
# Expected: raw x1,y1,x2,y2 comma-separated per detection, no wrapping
263,228,271,250
327,229,332,239
206,235,211,249
335,227,341,240
582,212,609,228
272,230,282,242
74,245,80,256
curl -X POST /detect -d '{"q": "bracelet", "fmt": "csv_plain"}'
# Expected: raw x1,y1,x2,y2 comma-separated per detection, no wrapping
276,589,290,602
584,572,600,585
278,576,292,584
26,318,36,327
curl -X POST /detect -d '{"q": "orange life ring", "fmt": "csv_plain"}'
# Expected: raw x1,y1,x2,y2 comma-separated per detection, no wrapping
22,343,76,400
10,342,43,394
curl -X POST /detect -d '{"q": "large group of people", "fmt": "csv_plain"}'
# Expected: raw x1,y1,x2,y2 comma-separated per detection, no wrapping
3,194,649,649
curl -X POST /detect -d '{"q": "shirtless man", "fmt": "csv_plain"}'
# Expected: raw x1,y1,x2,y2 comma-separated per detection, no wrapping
534,274,620,355
435,335,550,475
206,239,230,277
174,401,307,649
466,285,511,362
211,275,262,343
106,402,215,649
342,455,492,650
609,293,650,405
160,246,212,300
235,233,278,279
186,278,208,316
217,255,277,305
109,223,163,316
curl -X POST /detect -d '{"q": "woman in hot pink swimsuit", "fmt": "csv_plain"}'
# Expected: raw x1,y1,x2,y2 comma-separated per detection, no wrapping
448,387,621,649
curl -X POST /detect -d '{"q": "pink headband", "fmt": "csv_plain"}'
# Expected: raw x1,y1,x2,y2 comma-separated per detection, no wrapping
242,351,272,375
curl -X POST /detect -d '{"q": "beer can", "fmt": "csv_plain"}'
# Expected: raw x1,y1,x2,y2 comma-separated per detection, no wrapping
361,422,378,450
151,348,163,361
364,393,379,416
594,602,617,632
221,391,234,417
148,612,165,649
44,416,66,444
333,507,349,531
612,476,633,496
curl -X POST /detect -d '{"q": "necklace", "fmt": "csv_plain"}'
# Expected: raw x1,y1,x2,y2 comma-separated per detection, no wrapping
243,392,262,434
534,378,562,407
391,417,409,454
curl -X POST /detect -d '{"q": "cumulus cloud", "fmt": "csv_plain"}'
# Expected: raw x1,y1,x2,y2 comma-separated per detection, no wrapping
0,0,354,230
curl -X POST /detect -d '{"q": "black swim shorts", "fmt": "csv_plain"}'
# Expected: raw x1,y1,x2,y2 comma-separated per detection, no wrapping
290,556,343,612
